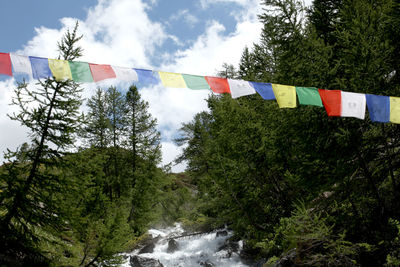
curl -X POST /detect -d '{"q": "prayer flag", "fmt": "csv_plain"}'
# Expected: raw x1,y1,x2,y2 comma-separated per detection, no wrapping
158,71,187,88
134,68,159,86
112,66,138,81
182,74,210,90
366,94,389,123
89,63,116,82
29,56,52,79
318,89,341,116
250,82,275,100
48,59,72,81
341,91,366,119
205,76,230,94
272,84,297,108
69,61,94,82
296,87,323,107
0,53,12,76
228,79,256,99
10,54,33,76
390,97,400,124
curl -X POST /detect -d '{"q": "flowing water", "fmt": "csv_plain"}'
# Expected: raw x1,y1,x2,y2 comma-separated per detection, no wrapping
122,223,250,267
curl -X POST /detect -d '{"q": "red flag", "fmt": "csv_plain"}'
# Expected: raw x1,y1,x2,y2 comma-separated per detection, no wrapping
89,63,116,82
0,53,12,76
205,76,231,94
318,89,341,116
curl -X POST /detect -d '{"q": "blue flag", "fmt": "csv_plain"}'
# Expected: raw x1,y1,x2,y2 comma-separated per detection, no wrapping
134,68,159,87
366,94,390,123
250,82,275,100
29,57,52,79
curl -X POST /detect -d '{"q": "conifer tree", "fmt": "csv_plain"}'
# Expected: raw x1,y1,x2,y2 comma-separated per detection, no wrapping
0,23,84,264
105,86,126,200
85,88,110,149
124,85,160,172
124,85,161,226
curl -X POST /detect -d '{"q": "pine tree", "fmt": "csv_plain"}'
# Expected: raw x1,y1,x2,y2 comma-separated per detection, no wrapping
309,0,342,45
123,85,161,227
85,88,110,149
105,86,126,200
0,23,84,265
217,63,238,79
124,85,160,173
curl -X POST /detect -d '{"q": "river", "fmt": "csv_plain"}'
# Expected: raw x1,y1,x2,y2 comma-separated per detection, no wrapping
121,223,251,267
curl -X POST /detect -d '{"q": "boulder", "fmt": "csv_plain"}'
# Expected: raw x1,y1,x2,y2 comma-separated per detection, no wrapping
199,259,215,267
166,239,179,253
218,240,239,252
138,243,155,254
271,248,297,267
251,258,267,267
216,230,228,237
130,255,164,267
217,239,240,258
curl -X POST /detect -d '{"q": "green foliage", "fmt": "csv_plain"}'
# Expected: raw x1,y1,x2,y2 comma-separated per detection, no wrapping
178,0,400,265
385,219,400,266
260,202,370,266
0,24,165,266
85,88,110,148
0,22,84,266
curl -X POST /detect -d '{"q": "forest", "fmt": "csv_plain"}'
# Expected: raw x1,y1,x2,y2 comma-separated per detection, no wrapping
1,0,400,266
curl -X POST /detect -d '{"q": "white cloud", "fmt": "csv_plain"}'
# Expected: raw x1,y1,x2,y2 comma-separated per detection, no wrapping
140,85,210,139
1,0,264,172
200,0,250,9
200,0,313,9
169,9,199,27
20,0,168,68
161,141,186,173
0,79,30,164
162,12,262,76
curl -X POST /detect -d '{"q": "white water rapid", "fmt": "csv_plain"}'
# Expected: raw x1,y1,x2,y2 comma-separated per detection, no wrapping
122,223,250,267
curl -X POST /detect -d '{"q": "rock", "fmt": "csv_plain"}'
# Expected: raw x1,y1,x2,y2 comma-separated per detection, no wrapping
138,243,155,254
239,241,262,265
271,248,297,267
199,259,215,267
217,238,240,258
166,239,179,253
136,235,162,254
128,234,161,253
216,230,228,237
218,240,239,253
251,258,267,267
130,255,164,267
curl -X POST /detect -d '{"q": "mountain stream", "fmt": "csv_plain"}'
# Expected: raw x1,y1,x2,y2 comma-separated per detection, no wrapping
121,223,251,267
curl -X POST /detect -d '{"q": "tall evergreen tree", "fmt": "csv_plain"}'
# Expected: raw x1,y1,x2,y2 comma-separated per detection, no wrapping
105,86,126,200
85,88,110,149
0,23,84,265
180,0,400,265
123,85,161,226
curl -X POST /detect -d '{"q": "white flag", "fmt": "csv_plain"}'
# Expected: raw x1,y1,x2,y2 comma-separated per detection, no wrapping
111,66,138,82
10,54,32,76
228,79,256,99
341,91,366,119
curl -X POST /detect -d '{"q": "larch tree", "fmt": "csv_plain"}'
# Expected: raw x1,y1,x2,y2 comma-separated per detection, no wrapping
123,85,161,228
0,23,84,265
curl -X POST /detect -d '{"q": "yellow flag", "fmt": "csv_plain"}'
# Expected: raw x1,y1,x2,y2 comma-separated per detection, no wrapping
158,71,187,88
48,59,72,80
390,97,400,124
272,84,297,108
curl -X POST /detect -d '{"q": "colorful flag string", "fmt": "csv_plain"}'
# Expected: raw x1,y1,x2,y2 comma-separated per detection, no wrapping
0,52,399,124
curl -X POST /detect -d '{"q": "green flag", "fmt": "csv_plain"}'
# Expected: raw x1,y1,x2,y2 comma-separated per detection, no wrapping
182,74,210,90
296,87,323,107
69,61,94,83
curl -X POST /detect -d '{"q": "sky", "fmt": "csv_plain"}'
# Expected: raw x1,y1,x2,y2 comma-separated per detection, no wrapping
0,0,312,172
